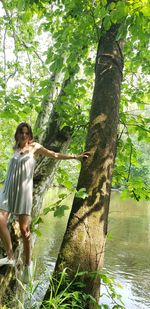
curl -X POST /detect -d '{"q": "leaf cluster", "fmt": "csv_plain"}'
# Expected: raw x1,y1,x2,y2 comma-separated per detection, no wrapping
40,268,125,309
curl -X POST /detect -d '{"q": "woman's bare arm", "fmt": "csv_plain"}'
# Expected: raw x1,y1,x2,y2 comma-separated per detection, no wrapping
35,144,89,161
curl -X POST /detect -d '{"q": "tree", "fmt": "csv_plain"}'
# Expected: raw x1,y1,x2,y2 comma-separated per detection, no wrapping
0,0,94,305
0,0,149,307
42,0,150,307
43,16,123,309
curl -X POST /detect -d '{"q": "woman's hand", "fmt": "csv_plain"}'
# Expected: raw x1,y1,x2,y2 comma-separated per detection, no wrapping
74,152,90,161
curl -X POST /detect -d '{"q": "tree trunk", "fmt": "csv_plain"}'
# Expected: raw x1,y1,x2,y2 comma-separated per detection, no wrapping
44,25,124,307
0,74,74,306
32,74,76,216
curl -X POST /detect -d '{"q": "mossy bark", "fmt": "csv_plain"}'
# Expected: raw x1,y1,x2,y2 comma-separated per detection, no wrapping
44,25,124,308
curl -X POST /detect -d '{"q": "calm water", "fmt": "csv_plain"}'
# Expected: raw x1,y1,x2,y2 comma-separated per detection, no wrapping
33,189,150,308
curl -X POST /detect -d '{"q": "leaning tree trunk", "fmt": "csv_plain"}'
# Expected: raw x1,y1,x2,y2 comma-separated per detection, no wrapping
0,72,75,307
43,24,124,308
32,76,74,217
32,63,82,216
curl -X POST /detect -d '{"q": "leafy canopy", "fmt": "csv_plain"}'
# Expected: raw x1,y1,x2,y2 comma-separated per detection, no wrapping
0,0,149,200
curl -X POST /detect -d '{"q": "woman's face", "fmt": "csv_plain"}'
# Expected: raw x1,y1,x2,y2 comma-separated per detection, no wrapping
18,126,30,144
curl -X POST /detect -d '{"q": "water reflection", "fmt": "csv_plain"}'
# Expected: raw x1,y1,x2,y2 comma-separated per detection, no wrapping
32,188,70,278
33,189,150,309
102,192,150,308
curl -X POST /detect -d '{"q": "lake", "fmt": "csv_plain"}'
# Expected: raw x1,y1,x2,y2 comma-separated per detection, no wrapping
33,189,150,308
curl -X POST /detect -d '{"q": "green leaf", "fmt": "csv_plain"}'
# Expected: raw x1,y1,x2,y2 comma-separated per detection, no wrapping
54,205,69,218
34,230,42,237
75,188,88,199
141,5,150,17
103,15,111,31
102,0,107,6
17,0,25,10
63,180,73,190
109,2,116,10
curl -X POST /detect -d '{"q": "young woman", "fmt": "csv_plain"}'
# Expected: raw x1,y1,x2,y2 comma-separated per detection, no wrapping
0,122,89,282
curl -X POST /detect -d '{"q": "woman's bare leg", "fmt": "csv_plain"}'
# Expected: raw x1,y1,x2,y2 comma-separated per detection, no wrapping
0,210,14,259
18,214,31,265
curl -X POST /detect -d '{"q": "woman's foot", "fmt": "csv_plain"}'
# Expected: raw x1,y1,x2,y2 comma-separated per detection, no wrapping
0,256,15,267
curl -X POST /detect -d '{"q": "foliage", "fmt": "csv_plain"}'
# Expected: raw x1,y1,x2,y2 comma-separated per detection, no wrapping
112,135,150,200
1,267,124,308
31,187,88,235
0,0,149,203
41,268,125,309
0,1,149,307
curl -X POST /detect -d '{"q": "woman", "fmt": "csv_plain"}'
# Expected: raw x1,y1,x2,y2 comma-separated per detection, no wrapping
0,122,89,282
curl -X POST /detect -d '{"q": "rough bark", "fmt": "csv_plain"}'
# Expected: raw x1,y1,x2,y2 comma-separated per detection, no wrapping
43,25,124,308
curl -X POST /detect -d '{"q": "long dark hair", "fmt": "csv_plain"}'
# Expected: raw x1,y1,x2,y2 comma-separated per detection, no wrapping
14,122,33,149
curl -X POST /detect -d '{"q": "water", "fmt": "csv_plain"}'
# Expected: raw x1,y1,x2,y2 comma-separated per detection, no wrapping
33,189,150,308
102,192,150,308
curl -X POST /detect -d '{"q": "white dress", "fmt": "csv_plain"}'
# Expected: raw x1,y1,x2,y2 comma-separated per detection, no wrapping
0,151,36,215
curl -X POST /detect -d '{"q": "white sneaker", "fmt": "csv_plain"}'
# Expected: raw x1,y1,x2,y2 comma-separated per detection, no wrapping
0,256,15,267
23,262,33,284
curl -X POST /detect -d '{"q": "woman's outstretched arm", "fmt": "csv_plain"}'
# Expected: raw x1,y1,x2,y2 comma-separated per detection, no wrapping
35,143,89,161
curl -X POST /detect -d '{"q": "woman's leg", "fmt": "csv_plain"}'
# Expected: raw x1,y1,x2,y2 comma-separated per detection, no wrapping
18,214,31,265
0,210,14,259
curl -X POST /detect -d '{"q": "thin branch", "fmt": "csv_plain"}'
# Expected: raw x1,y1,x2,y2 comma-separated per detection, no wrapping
124,108,150,113
2,28,7,103
120,120,150,133
33,50,46,67
127,124,150,133
117,125,125,141
3,28,7,84
126,143,132,182
26,51,33,91
131,189,140,201
21,40,46,68
1,0,48,73
6,33,19,83
0,0,9,16
1,0,19,84
119,119,133,182
136,102,150,106
101,283,124,308
89,5,100,42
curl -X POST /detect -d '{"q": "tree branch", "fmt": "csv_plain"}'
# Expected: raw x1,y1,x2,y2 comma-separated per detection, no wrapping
1,0,19,84
2,28,7,85
119,120,133,182
21,40,46,68
117,125,125,141
89,5,100,42
127,124,150,132
0,0,48,75
126,143,132,182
